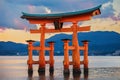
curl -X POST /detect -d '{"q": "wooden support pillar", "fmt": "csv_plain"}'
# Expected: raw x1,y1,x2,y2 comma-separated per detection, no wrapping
62,39,70,74
38,24,46,73
26,40,35,74
72,22,81,74
48,41,55,73
82,40,89,74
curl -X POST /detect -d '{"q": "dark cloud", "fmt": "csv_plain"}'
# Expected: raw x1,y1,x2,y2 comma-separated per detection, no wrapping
5,0,42,5
5,0,110,12
0,0,36,30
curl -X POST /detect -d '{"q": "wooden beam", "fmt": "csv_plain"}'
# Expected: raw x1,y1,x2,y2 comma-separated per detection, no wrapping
77,26,90,31
30,26,90,33
69,61,84,65
29,19,53,24
32,60,51,64
30,29,41,33
33,61,39,64
45,28,72,33
45,47,51,50
32,46,51,50
60,14,91,22
28,14,91,24
79,46,85,50
33,46,41,50
68,46,75,50
45,61,50,64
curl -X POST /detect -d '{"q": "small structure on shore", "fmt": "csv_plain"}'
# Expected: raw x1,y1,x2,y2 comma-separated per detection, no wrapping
21,5,101,75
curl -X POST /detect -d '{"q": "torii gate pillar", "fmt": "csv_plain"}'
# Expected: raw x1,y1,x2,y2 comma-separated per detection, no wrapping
72,22,81,74
26,40,35,74
38,23,46,73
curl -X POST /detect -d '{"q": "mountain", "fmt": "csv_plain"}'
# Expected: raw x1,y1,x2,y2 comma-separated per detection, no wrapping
0,41,27,55
44,31,120,56
0,31,120,56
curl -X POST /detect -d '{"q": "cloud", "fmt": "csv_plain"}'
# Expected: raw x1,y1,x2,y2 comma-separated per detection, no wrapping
112,0,120,17
4,0,110,12
27,5,51,14
99,0,120,20
0,0,30,30
102,1,112,10
4,0,41,6
0,27,6,32
80,18,120,33
0,0,52,30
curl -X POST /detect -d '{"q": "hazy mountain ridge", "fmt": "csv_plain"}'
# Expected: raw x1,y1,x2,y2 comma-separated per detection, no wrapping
0,41,27,55
45,31,120,56
0,31,120,56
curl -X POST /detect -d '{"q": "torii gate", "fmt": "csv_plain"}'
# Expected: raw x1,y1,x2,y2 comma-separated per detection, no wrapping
21,5,101,74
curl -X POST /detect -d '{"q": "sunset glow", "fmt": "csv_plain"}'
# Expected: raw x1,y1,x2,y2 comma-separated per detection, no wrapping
0,0,120,43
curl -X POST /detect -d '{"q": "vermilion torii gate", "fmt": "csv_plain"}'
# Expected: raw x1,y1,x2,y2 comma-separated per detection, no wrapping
21,5,101,74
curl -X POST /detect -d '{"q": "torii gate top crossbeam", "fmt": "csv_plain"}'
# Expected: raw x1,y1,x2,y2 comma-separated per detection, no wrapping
21,5,101,23
21,5,101,19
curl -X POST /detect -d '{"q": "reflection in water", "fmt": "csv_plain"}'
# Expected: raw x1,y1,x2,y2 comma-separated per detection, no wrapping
63,71,88,80
84,68,89,80
28,72,54,80
0,56,120,80
64,73,70,80
49,72,54,80
28,71,88,80
64,69,89,80
84,73,88,80
73,73,81,80
39,72,46,80
28,72,33,80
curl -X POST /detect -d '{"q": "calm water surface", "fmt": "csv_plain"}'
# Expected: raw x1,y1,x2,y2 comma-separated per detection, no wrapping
0,56,120,80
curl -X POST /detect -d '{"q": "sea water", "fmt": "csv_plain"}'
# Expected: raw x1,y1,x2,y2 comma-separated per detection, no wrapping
0,56,120,80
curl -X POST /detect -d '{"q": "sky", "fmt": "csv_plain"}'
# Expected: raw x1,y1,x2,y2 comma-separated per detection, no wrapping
0,0,120,44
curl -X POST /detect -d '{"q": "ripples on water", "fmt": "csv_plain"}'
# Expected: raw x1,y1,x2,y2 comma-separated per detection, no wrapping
0,56,120,80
